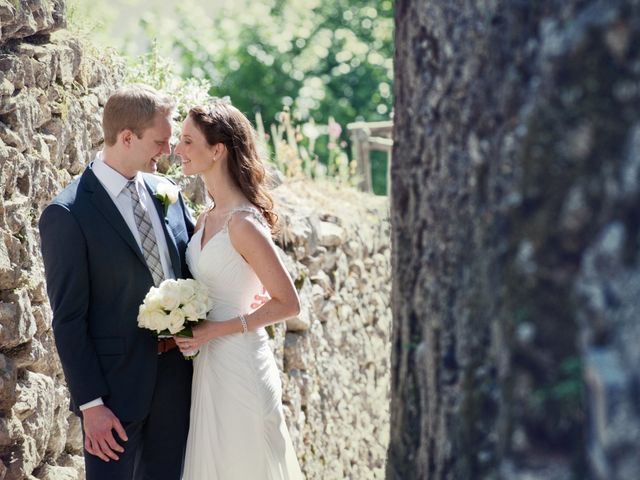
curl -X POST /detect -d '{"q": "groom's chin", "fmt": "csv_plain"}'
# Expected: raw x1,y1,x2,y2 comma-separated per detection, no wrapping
143,160,158,173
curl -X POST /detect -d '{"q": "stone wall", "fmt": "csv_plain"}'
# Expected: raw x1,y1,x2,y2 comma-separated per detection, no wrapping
0,2,391,479
389,1,640,479
1,2,124,478
271,181,390,480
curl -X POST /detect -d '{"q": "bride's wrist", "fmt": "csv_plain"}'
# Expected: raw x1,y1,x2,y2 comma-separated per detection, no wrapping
238,314,248,334
205,321,218,341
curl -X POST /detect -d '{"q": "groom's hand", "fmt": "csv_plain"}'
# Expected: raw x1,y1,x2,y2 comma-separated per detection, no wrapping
82,405,128,462
250,287,270,309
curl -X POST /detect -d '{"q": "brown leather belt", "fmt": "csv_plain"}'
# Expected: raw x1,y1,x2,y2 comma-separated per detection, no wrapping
157,337,177,354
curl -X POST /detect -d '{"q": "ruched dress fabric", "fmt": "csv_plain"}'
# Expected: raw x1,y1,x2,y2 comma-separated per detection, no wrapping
182,208,303,480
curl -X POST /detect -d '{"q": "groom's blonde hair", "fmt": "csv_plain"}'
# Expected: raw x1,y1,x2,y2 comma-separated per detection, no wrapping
102,85,174,146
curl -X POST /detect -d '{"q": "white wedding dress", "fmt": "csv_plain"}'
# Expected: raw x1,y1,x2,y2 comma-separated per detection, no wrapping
182,207,303,480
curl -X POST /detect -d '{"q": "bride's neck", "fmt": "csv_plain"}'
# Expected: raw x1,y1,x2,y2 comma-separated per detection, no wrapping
202,172,246,212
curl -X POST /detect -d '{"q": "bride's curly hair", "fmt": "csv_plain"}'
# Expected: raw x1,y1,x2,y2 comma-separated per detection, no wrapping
188,99,278,231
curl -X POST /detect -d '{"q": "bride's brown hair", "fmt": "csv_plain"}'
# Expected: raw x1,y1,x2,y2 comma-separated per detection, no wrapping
189,99,277,231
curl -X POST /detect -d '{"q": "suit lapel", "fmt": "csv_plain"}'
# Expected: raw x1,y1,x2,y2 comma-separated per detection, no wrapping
83,169,148,268
144,180,182,278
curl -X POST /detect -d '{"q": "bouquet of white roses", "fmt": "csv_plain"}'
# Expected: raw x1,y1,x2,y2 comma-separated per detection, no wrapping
137,278,211,357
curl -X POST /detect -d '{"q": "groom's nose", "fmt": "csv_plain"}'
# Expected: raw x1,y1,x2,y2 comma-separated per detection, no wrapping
161,141,171,155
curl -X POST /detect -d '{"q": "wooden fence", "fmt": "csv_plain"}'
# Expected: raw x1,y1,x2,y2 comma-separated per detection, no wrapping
347,120,393,195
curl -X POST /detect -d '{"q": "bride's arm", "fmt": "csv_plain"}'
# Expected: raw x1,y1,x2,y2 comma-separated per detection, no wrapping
188,213,300,345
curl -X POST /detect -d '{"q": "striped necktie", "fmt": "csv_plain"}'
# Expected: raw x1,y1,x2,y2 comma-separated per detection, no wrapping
126,181,164,287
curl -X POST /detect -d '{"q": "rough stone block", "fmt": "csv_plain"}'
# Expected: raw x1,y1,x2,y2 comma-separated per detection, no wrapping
0,0,65,45
64,414,82,454
44,383,70,459
0,288,37,349
4,437,39,480
2,89,51,148
4,196,29,234
283,333,311,371
33,464,77,480
316,221,345,247
286,278,312,332
0,54,25,89
0,122,25,151
40,117,69,167
53,40,81,86
14,371,55,465
0,353,17,412
0,231,22,289
0,233,17,289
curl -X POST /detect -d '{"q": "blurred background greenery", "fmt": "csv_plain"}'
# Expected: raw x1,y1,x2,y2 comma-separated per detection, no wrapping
66,0,394,194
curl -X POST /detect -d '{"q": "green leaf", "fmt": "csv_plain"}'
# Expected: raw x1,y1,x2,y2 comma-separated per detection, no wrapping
176,326,194,338
265,324,276,339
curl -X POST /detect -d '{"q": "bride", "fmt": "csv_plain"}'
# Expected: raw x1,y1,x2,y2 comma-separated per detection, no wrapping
173,99,304,479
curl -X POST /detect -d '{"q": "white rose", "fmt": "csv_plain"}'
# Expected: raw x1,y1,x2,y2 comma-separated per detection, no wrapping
143,287,164,311
167,308,186,334
152,310,171,332
156,182,179,204
137,303,151,329
139,307,170,333
177,279,197,303
158,279,182,311
181,301,201,321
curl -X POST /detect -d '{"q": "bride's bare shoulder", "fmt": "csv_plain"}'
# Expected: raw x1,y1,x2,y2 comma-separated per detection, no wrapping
227,207,268,231
227,208,271,246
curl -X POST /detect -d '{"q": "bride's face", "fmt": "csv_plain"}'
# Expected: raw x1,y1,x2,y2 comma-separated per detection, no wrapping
175,115,216,176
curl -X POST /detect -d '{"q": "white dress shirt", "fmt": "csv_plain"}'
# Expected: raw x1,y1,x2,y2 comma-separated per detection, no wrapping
80,152,176,411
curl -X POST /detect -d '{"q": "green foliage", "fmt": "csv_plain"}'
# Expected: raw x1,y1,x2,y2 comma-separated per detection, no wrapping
121,46,359,188
256,107,359,185
125,45,212,124
66,0,393,192
532,356,583,416
127,0,393,126
65,0,116,38
370,150,388,195
138,1,393,189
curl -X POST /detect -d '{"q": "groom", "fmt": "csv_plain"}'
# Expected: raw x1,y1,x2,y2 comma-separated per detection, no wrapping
39,85,194,480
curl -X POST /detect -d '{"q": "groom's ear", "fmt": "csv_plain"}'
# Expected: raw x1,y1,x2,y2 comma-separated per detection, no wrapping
119,129,135,148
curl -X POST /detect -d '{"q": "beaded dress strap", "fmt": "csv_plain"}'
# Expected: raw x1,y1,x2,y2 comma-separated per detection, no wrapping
222,207,270,232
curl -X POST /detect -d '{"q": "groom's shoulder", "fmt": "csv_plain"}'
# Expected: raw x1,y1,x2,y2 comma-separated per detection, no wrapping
44,166,96,213
48,175,83,209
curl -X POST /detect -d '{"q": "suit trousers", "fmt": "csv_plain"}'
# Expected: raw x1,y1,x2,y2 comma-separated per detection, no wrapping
83,348,192,480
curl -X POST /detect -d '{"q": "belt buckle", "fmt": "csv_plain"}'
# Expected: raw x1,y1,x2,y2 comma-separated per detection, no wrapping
157,337,175,355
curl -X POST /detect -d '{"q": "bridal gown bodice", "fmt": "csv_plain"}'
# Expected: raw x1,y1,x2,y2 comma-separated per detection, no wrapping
187,211,265,324
182,207,303,480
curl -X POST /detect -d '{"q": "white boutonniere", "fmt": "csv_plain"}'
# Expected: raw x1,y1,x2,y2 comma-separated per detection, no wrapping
155,183,180,215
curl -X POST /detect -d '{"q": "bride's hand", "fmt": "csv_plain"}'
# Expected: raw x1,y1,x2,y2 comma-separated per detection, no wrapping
174,322,217,352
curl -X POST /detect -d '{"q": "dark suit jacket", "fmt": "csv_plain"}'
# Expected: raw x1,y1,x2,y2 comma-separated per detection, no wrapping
39,166,195,422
